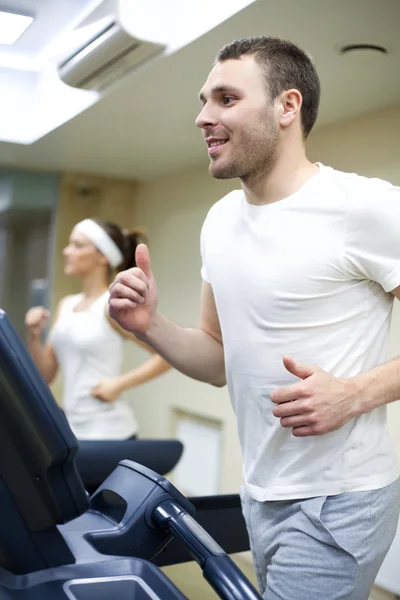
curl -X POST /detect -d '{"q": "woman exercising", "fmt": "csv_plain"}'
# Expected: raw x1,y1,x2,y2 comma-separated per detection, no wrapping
25,218,170,440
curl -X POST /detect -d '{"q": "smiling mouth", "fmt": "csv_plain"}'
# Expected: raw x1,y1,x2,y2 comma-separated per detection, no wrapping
208,140,228,155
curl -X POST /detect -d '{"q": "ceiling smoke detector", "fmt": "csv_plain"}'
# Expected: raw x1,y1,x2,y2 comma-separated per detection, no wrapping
339,43,389,63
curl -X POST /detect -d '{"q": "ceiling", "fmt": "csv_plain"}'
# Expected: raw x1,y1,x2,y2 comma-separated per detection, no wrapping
0,0,399,181
0,0,99,69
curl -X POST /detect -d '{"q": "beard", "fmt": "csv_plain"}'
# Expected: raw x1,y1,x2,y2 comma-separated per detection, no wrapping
209,113,279,181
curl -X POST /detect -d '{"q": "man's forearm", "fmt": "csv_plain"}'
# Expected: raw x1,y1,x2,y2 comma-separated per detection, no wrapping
137,312,226,387
351,355,400,415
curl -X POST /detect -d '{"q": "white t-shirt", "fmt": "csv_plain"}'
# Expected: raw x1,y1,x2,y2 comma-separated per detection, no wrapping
50,292,138,441
201,164,400,501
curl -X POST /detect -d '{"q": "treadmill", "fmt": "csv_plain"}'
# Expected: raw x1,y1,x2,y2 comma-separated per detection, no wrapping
0,309,260,600
76,438,184,495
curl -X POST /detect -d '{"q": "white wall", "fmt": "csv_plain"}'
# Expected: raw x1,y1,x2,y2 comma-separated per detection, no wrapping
308,105,400,183
124,104,400,495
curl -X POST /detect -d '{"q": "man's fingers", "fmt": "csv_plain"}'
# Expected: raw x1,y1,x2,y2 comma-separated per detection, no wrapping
109,298,138,315
114,269,149,291
292,426,319,437
273,398,313,418
282,355,318,380
135,244,152,278
271,382,305,404
110,282,146,304
279,413,317,428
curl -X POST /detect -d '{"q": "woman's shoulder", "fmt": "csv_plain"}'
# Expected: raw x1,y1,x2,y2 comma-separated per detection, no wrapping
49,295,81,337
56,294,81,315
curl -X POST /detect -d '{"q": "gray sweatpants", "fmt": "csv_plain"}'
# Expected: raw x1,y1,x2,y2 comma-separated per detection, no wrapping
241,479,400,600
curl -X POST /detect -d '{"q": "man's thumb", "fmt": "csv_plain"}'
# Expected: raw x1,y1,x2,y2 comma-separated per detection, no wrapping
135,243,152,277
282,355,317,380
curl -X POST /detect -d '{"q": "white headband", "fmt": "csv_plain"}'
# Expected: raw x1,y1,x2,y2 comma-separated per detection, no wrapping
74,219,124,268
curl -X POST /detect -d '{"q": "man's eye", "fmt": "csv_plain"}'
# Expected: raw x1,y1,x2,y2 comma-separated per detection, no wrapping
223,96,235,105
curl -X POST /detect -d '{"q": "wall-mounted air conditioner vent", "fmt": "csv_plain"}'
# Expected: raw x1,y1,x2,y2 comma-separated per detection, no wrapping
58,20,164,91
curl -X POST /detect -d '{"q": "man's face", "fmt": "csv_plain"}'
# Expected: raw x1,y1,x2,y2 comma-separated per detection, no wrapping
196,55,279,180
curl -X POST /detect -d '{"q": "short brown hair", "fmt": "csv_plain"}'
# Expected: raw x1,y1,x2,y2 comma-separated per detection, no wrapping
215,36,320,138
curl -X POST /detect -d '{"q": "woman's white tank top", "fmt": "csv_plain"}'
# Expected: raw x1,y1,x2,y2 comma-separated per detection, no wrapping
49,292,138,440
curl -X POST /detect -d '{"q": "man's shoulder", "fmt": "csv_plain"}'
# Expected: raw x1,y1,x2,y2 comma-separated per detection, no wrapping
205,189,244,220
323,164,399,200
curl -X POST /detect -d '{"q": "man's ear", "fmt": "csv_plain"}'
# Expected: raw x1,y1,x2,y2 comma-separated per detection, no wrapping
278,89,303,129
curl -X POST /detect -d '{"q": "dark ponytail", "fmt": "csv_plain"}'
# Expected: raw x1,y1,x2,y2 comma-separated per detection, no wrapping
92,219,147,274
119,229,147,271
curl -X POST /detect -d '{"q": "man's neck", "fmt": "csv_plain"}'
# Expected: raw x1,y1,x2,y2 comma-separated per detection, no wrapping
241,154,319,206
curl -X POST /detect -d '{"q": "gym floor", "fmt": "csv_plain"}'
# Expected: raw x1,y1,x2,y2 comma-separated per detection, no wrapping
162,553,257,599
162,555,396,600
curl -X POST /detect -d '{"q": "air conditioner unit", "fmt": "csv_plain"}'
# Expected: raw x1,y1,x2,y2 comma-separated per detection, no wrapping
58,19,165,91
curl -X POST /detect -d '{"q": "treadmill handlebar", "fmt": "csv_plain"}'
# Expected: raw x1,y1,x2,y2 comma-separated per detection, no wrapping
152,500,262,600
85,461,261,600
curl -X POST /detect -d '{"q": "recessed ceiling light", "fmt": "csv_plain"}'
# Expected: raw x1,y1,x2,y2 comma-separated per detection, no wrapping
0,11,34,45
